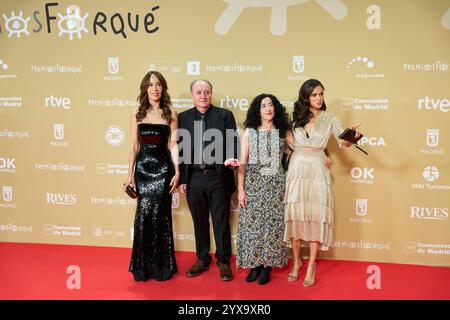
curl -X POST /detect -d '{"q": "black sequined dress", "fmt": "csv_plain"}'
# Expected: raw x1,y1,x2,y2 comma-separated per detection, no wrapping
129,123,177,281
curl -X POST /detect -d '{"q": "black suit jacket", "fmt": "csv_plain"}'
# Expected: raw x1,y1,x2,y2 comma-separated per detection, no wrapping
178,105,238,195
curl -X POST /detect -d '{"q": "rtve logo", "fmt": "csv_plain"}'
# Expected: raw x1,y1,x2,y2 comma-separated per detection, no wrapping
410,207,448,220
417,97,449,112
45,95,71,109
220,96,249,111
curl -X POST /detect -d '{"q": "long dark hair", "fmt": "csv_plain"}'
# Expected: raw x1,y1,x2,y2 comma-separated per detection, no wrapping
244,93,290,138
136,71,172,123
292,79,327,128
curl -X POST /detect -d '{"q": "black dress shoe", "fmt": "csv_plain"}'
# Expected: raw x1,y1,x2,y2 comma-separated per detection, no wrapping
258,266,272,285
186,260,209,277
218,263,233,281
245,265,263,282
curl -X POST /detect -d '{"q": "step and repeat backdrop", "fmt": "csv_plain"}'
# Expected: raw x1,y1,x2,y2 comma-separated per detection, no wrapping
1,0,449,267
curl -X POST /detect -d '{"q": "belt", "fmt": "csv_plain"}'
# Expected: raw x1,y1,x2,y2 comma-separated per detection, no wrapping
140,135,163,144
192,168,217,176
192,165,216,170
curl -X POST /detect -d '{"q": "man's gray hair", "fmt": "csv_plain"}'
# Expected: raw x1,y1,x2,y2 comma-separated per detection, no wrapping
190,79,213,93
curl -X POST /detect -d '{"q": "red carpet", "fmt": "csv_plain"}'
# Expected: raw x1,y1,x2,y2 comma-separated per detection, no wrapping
0,242,449,300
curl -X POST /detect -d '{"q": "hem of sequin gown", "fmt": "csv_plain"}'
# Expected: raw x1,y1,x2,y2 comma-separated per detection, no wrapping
130,266,177,282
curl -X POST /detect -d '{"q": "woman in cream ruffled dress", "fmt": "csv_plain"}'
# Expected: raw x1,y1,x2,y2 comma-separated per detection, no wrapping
284,79,360,287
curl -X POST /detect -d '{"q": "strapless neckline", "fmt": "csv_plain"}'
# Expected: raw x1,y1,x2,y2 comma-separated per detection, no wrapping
138,123,169,127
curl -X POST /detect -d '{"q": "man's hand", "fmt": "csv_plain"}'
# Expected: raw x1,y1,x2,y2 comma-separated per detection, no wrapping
224,158,240,167
324,157,333,169
178,184,187,195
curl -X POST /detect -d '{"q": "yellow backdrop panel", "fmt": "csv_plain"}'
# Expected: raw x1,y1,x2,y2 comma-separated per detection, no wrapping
1,0,449,266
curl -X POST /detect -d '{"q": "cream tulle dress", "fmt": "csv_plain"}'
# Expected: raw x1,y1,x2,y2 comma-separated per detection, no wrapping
284,111,344,251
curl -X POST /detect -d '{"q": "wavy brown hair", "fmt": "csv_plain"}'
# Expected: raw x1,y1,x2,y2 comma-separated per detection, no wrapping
136,71,172,123
292,79,327,129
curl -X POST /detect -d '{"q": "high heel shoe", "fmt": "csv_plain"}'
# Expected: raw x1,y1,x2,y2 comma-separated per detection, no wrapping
287,260,302,282
303,263,316,287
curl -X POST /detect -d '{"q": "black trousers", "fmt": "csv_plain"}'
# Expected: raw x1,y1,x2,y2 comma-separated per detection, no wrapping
187,170,232,265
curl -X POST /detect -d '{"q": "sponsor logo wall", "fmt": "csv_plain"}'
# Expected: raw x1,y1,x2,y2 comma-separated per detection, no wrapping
1,0,449,267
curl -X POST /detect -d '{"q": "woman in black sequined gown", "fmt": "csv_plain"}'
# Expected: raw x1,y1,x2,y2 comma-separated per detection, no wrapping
124,71,179,281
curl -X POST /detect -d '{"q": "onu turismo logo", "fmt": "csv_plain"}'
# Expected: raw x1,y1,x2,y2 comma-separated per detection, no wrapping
422,166,439,182
410,165,449,191
1,3,160,40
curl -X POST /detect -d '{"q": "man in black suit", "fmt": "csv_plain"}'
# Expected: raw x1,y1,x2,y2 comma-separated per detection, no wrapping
177,79,239,281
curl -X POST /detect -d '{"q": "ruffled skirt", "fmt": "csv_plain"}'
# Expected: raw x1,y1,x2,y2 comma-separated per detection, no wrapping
284,151,334,251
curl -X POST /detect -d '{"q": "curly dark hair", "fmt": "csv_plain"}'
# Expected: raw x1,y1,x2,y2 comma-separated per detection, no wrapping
136,71,172,123
292,79,327,128
243,93,290,138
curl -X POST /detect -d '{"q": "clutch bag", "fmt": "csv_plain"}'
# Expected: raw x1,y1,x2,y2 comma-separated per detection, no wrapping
125,185,138,199
338,128,368,155
338,128,363,144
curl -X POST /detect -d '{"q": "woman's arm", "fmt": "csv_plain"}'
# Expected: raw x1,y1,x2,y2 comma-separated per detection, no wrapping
168,109,180,194
285,130,295,153
123,109,140,191
237,128,249,208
